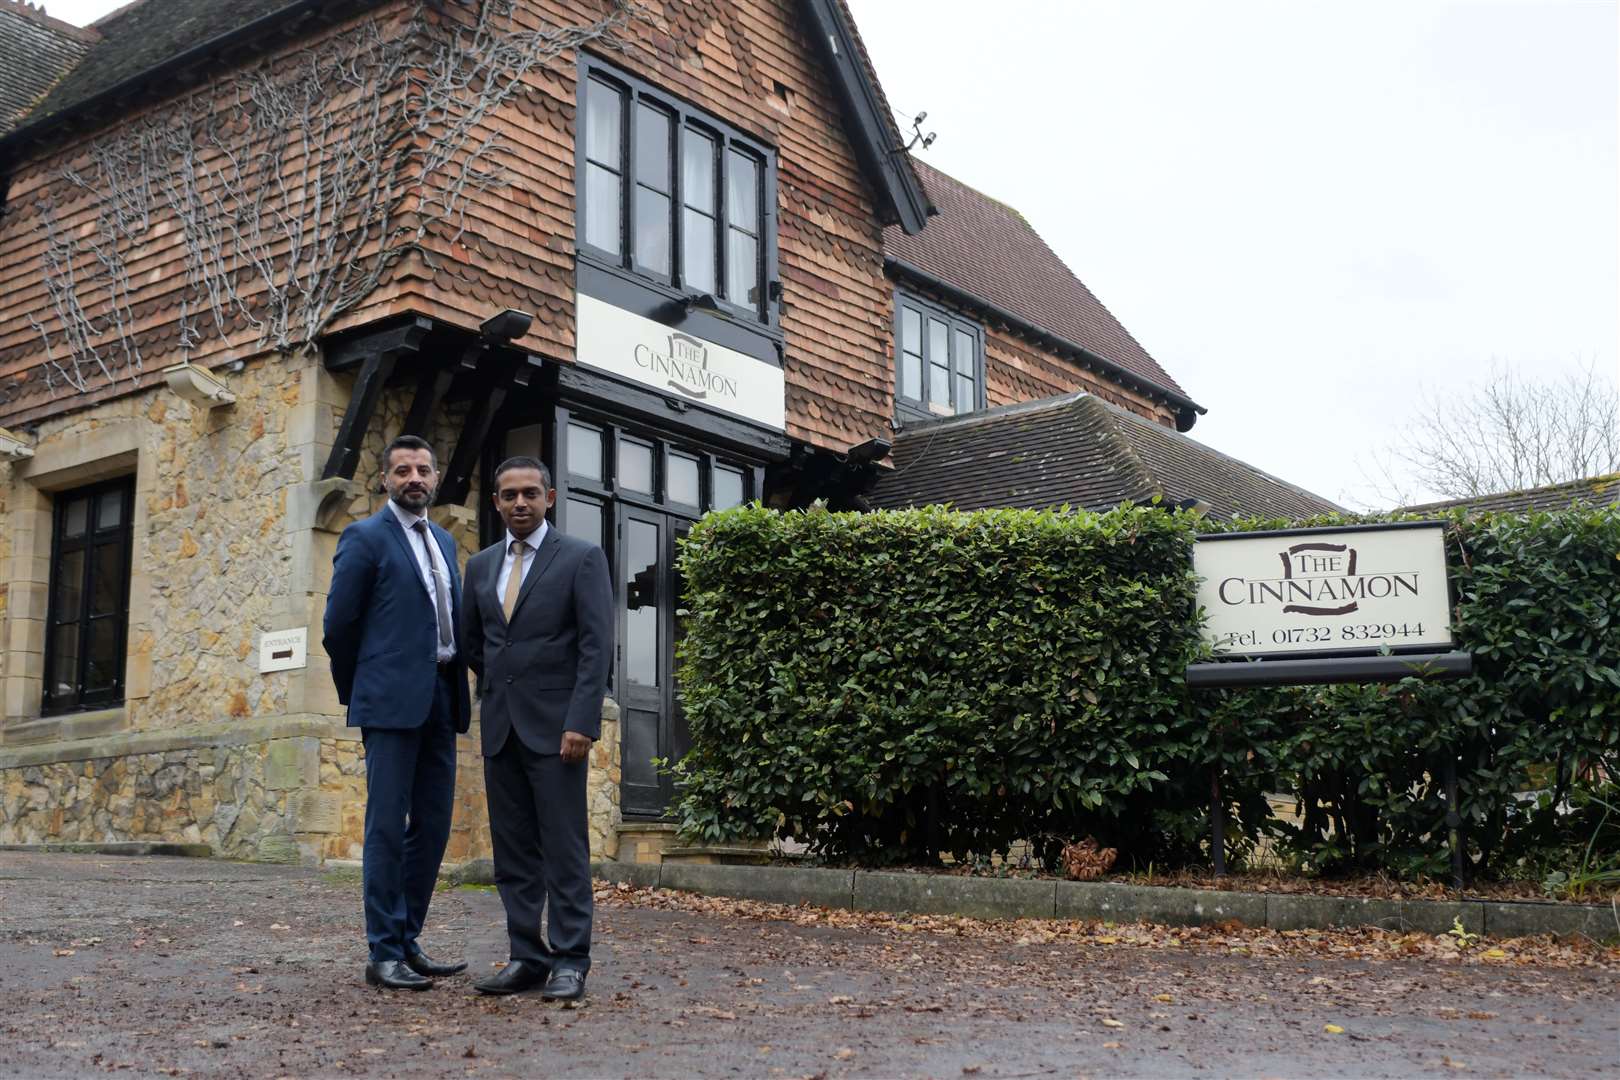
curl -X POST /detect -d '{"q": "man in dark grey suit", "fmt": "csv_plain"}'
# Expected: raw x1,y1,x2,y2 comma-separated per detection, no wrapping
461,456,612,1000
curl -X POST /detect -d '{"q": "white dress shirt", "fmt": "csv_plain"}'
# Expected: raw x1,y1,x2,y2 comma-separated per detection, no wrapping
495,520,549,605
387,500,457,661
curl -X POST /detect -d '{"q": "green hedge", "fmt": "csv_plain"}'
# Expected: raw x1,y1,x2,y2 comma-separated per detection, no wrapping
672,504,1205,865
1204,506,1620,879
672,502,1620,880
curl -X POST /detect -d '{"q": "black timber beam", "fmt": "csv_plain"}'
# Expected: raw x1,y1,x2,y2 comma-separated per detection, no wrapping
552,361,791,463
319,317,433,481
1185,651,1473,689
799,0,933,235
400,341,481,438
435,346,531,507
323,316,434,373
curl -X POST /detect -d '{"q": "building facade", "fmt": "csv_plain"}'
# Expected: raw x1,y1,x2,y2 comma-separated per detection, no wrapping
0,0,1219,865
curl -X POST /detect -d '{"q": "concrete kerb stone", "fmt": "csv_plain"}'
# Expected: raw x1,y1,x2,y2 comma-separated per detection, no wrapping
455,859,1614,941
593,859,660,890
663,862,856,909
1057,882,1266,928
1266,894,1404,932
1401,899,1484,936
0,841,213,858
1484,899,1619,941
854,871,1055,920
448,857,496,886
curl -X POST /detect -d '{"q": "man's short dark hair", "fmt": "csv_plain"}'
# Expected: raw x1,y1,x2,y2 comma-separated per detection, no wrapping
493,455,553,491
383,434,436,471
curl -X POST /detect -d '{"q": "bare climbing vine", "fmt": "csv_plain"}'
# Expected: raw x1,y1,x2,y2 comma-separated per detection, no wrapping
28,0,641,395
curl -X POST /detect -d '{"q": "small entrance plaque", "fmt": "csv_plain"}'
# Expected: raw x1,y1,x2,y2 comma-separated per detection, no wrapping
258,627,308,673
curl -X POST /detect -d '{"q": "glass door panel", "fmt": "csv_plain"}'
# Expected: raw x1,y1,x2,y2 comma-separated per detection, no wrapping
619,506,666,817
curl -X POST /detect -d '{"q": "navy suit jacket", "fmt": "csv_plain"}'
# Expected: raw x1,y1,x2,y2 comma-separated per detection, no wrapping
322,507,473,732
461,526,613,757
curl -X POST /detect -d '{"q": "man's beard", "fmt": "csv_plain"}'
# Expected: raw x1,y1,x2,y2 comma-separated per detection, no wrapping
391,485,433,510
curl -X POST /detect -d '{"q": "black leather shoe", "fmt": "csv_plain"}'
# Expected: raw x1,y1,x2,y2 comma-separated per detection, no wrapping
541,968,586,1002
365,959,432,990
472,959,550,995
405,949,467,977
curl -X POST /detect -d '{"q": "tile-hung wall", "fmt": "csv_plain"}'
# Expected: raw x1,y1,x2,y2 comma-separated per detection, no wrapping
0,0,1186,851
393,0,901,456
0,0,910,849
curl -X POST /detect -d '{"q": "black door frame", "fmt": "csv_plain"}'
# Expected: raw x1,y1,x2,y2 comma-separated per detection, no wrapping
483,388,769,819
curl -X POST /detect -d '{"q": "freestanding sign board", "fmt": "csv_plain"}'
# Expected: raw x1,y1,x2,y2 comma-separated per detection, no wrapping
1194,522,1454,659
1186,521,1473,882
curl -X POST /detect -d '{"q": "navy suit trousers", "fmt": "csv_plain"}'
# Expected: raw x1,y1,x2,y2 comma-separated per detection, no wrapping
360,669,457,962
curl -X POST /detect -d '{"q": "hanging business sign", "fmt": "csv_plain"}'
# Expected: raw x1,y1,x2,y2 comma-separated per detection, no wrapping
574,293,786,431
1193,522,1454,659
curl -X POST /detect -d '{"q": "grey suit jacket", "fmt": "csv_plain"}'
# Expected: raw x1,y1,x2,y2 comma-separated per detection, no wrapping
461,526,614,757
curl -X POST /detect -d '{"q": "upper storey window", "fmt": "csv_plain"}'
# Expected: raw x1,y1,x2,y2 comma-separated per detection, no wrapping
894,290,983,421
578,62,776,325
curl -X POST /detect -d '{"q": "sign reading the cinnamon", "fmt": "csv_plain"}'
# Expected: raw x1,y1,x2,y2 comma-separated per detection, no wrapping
1193,523,1453,658
575,293,785,431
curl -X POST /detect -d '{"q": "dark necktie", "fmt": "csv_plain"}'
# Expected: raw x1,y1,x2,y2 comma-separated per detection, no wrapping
411,520,453,648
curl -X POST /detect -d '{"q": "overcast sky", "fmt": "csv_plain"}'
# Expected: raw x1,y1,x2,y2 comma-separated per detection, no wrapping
848,0,1618,507
40,0,1620,507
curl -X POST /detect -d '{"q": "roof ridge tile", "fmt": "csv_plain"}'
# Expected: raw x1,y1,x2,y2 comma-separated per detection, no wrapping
2,0,100,41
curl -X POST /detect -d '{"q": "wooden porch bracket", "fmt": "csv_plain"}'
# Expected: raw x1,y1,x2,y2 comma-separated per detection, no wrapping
434,346,531,506
319,317,433,481
399,343,479,439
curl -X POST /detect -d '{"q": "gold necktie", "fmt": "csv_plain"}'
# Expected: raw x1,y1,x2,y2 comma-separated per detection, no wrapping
502,539,527,622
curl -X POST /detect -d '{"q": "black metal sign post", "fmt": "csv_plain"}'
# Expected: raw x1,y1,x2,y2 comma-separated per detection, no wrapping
1186,522,1472,887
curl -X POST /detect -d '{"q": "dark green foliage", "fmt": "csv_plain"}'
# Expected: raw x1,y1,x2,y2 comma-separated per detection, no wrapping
672,504,1205,865
1203,507,1620,879
673,502,1619,879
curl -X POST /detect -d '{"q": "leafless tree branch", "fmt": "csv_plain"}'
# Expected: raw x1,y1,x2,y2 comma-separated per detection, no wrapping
1357,360,1620,506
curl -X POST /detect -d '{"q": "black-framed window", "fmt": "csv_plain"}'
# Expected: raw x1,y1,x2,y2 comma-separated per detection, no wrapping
577,61,777,324
43,477,134,715
894,290,983,420
484,409,761,553
556,413,758,532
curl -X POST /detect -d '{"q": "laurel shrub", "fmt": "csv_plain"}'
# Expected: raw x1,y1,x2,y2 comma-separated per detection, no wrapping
671,503,1207,866
672,502,1619,879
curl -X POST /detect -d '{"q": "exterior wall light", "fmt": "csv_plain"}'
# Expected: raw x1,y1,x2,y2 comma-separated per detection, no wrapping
847,437,892,464
162,362,236,408
479,309,533,342
0,425,34,461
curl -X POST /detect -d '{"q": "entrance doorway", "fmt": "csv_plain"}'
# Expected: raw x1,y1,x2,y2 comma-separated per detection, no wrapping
617,506,692,817
497,405,763,819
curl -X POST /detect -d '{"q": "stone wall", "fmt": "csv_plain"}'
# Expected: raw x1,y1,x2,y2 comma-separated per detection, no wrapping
0,352,625,865
0,729,361,862
0,712,621,865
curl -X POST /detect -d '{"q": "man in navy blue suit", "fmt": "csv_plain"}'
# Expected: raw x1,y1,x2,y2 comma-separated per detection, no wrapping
323,434,472,990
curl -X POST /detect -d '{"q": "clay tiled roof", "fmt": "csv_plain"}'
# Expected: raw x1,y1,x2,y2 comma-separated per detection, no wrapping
885,159,1193,405
22,0,361,129
868,391,1341,520
0,0,96,134
1399,474,1620,515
